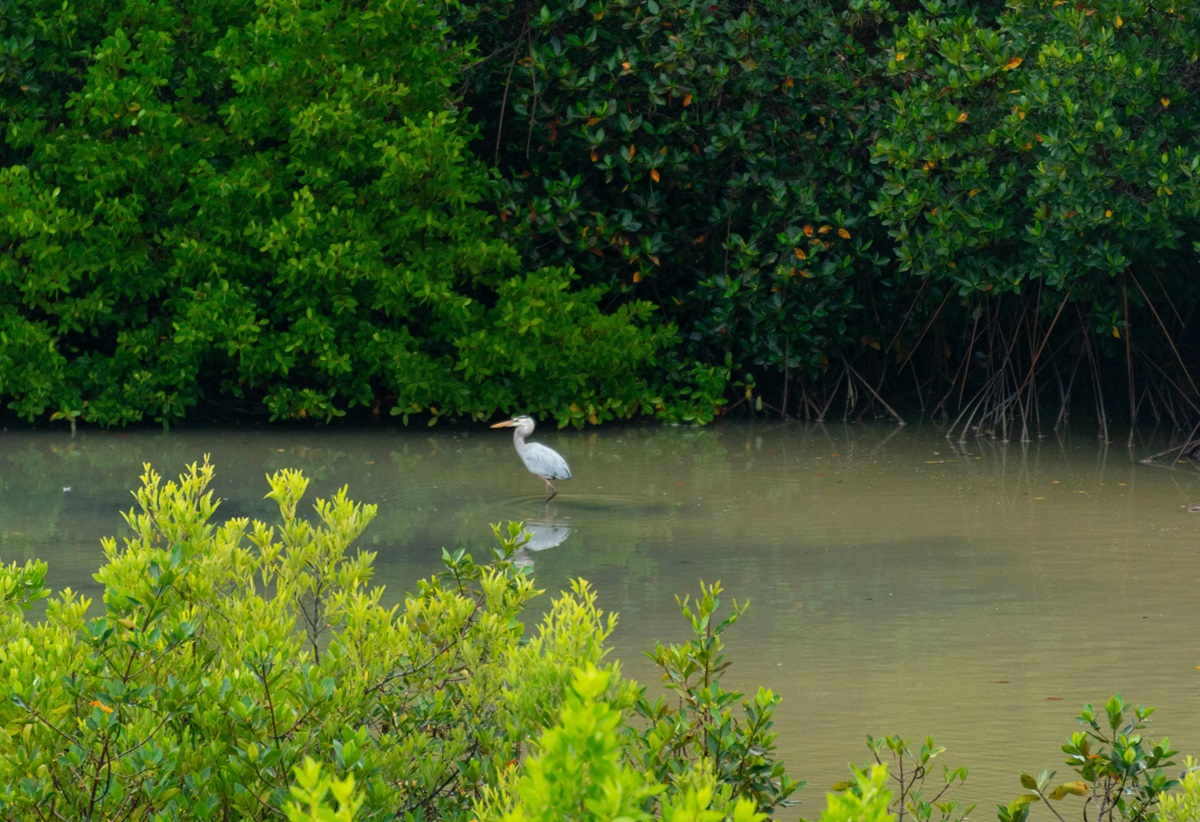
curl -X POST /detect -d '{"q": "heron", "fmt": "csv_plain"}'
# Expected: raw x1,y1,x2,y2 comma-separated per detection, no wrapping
491,415,572,501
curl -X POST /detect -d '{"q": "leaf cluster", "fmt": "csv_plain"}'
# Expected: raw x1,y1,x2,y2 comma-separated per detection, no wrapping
459,0,1200,426
0,0,694,427
635,581,802,815
1001,694,1179,822
0,459,624,819
0,461,806,821
457,0,894,389
1158,757,1200,822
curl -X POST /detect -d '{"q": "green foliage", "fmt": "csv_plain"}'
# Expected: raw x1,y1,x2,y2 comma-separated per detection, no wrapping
1,461,803,821
853,735,972,822
874,0,1200,296
0,459,622,819
656,762,769,822
1000,694,1179,822
634,581,802,816
450,266,681,426
456,0,893,404
816,764,895,822
6,458,1199,821
482,664,662,822
1159,758,1200,822
477,664,767,822
477,581,800,821
284,759,363,822
870,0,1200,431
9,0,1200,426
0,0,689,426
0,558,50,616
457,0,1200,424
11,0,1200,426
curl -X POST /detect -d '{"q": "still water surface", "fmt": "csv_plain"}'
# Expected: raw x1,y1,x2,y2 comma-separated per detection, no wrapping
4,420,1200,814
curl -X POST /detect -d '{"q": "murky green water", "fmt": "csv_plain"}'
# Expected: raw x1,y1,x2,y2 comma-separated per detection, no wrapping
4,420,1199,814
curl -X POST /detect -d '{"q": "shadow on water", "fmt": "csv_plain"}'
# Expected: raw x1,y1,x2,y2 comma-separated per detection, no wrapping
5,419,1200,812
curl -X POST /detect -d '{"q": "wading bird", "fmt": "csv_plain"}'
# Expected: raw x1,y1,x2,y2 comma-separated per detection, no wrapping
491,415,572,501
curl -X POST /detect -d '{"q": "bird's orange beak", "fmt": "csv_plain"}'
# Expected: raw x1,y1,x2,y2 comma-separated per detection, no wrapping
490,420,517,428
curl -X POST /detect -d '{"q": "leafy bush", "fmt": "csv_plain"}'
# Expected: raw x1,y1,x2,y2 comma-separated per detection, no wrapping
11,0,1200,428
635,581,802,814
1001,695,1179,822
456,0,1200,427
0,460,625,819
0,558,49,616
0,0,691,426
817,764,895,822
473,582,801,821
455,0,895,408
1159,758,1200,822
829,697,1187,822
475,664,768,822
3,459,1196,821
875,0,1200,296
0,461,803,820
852,735,972,822
284,758,363,822
871,0,1200,434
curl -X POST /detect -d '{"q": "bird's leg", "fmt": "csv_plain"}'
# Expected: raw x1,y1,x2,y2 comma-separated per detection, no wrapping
543,478,559,501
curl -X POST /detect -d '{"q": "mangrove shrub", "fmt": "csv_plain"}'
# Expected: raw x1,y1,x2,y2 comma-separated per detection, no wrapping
0,0,690,426
460,0,1200,429
0,460,800,819
456,0,897,406
872,0,1200,436
0,460,621,818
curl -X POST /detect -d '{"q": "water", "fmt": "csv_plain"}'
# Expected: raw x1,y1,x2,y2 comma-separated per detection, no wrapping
4,420,1200,815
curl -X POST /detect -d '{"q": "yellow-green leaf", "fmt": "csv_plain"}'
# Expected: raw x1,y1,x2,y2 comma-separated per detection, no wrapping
1012,793,1041,808
1049,782,1089,800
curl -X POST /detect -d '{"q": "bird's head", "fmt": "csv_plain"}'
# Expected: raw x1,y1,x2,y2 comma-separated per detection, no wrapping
491,415,536,434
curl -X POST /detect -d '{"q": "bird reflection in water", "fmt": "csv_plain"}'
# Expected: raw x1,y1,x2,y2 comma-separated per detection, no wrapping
511,511,571,570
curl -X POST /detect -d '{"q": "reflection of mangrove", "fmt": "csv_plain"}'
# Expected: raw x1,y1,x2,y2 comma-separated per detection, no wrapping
1140,436,1200,472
